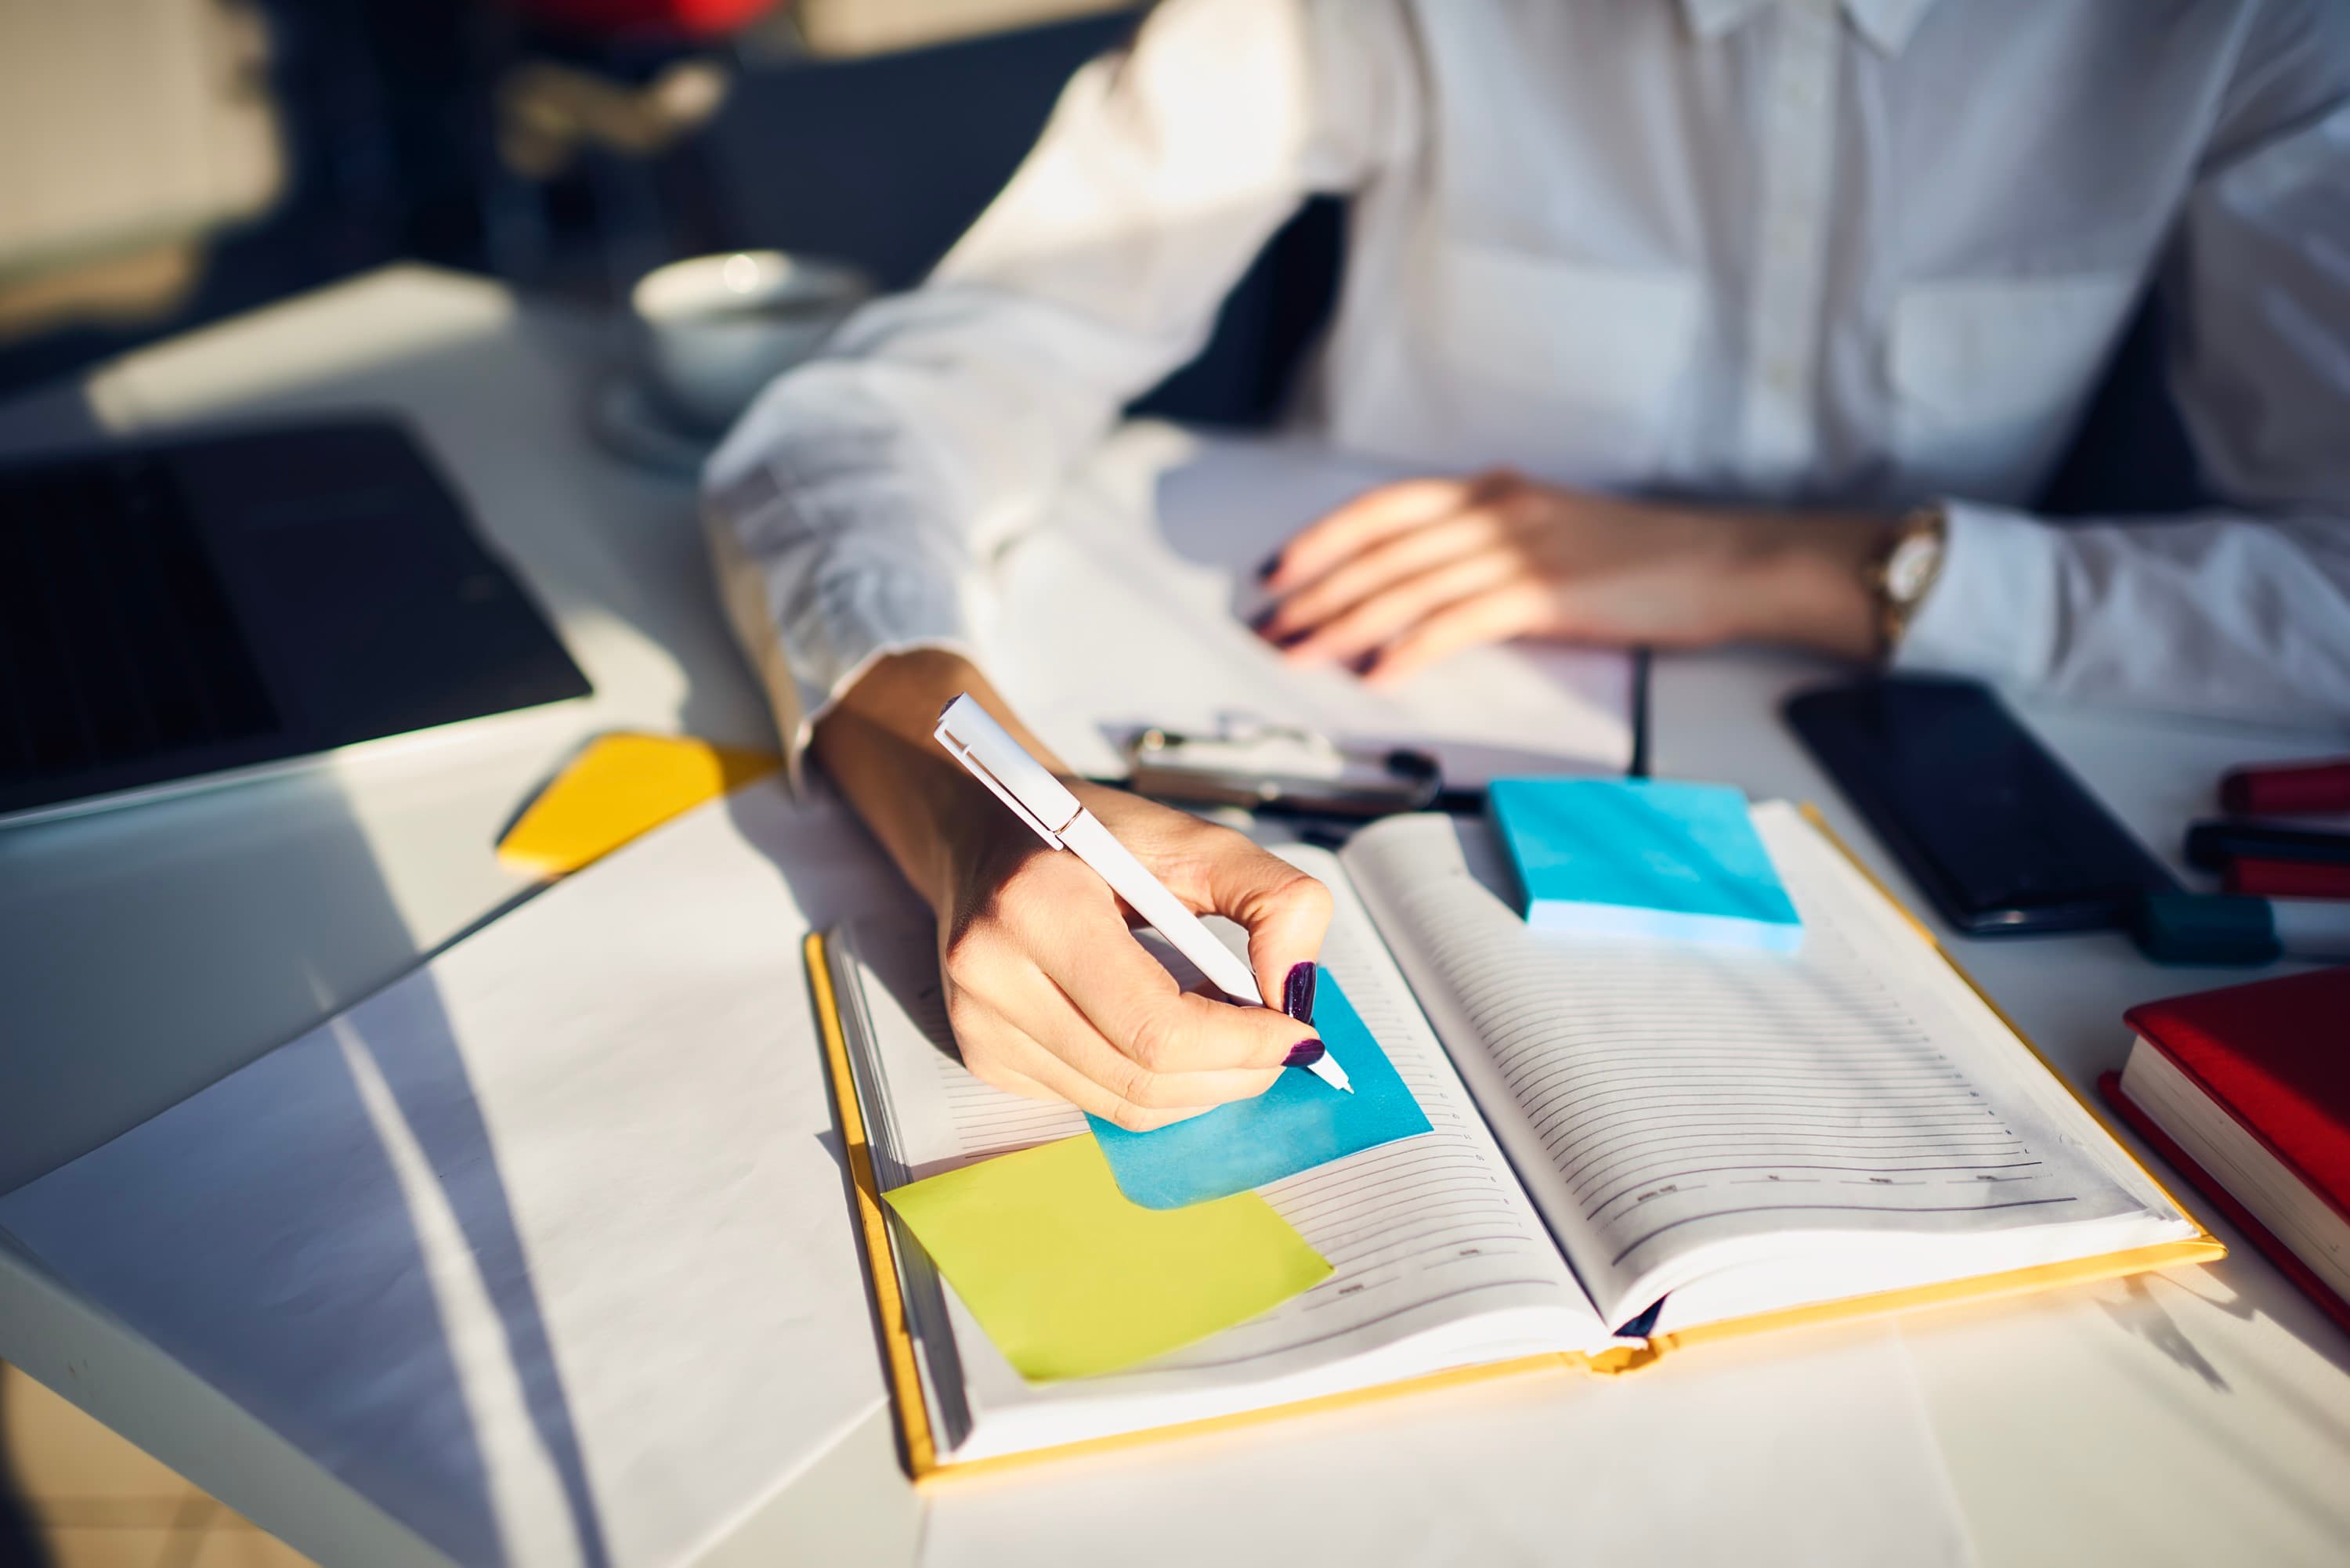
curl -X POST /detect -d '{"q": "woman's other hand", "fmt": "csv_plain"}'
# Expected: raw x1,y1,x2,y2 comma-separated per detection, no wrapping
1253,471,1886,681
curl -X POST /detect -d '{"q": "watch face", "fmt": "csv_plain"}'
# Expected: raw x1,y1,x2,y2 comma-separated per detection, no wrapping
1885,533,1942,603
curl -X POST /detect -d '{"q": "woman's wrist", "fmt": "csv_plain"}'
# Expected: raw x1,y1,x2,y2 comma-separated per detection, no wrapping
1719,510,1890,660
812,649,1069,914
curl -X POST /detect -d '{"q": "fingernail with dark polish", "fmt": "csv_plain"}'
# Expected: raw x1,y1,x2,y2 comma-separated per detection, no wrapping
1256,552,1282,581
1350,651,1379,676
1276,629,1311,650
1282,1040,1327,1068
1282,961,1318,1024
1248,604,1279,634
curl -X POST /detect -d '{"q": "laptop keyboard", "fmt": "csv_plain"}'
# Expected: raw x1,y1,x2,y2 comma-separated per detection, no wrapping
0,456,280,788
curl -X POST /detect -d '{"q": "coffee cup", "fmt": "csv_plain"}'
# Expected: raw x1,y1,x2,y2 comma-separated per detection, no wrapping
631,250,873,433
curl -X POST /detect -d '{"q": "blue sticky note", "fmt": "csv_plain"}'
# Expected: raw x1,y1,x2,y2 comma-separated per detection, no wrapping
1087,968,1432,1209
1485,777,1802,951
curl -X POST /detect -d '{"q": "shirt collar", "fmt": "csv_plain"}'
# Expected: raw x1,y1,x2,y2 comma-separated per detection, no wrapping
1682,0,1937,55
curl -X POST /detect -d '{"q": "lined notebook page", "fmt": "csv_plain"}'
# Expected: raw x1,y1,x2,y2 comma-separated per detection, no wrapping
1147,853,1590,1381
1341,806,2167,1327
836,846,1614,1456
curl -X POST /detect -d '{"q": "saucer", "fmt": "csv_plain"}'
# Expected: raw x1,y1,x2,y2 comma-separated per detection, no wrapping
588,372,718,478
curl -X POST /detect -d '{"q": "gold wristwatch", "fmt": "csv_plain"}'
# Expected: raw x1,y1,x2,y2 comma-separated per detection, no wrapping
1867,503,1947,657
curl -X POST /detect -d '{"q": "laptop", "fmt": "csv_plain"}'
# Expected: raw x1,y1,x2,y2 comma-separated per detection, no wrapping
0,419,591,826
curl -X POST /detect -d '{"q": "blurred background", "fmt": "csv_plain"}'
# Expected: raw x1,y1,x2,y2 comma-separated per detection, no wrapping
0,0,1350,428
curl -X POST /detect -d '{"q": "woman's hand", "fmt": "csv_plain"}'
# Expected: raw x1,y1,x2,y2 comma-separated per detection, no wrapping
1253,471,1887,681
937,781,1332,1128
813,651,1332,1130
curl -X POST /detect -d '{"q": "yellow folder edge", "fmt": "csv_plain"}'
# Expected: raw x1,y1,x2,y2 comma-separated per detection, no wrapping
807,930,939,1480
805,807,2222,1487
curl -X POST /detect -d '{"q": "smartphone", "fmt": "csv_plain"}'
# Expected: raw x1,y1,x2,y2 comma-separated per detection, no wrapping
1784,676,2176,934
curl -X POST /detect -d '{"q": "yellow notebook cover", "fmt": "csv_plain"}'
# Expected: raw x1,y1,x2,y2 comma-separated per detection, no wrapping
808,808,2221,1485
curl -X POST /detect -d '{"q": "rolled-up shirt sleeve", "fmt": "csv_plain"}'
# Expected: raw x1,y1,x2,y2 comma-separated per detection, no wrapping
702,0,1412,779
1901,53,2350,731
1904,499,2350,724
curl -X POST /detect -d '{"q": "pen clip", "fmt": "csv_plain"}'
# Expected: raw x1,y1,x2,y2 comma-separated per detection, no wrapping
935,719,1068,849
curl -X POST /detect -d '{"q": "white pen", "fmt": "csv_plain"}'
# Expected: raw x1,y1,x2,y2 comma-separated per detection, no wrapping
935,693,1352,1093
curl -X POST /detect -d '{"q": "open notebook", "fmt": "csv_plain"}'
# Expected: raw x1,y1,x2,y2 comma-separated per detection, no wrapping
814,804,2219,1479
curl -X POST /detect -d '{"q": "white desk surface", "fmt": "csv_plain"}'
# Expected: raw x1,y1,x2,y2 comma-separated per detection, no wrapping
2,266,2346,1568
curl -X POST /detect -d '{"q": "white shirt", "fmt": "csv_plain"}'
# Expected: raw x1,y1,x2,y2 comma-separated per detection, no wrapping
705,0,2350,771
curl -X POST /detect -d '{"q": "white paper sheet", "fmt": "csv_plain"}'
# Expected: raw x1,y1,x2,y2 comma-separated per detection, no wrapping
920,1326,1976,1568
0,785,913,1568
979,425,1635,786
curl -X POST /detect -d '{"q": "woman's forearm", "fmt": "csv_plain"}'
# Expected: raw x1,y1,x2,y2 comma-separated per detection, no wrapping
809,649,1068,915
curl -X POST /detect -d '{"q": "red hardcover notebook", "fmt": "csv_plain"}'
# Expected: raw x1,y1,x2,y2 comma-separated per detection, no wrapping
2099,966,2350,1339
2223,857,2350,899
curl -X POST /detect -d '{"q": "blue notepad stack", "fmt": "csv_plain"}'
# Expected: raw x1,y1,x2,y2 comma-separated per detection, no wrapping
1485,777,1802,951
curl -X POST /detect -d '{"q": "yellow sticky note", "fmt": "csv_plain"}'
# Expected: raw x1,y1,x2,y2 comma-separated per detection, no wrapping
497,732,780,877
883,1136,1331,1382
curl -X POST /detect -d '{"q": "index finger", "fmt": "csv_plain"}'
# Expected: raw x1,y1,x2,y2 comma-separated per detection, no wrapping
1262,476,1478,593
